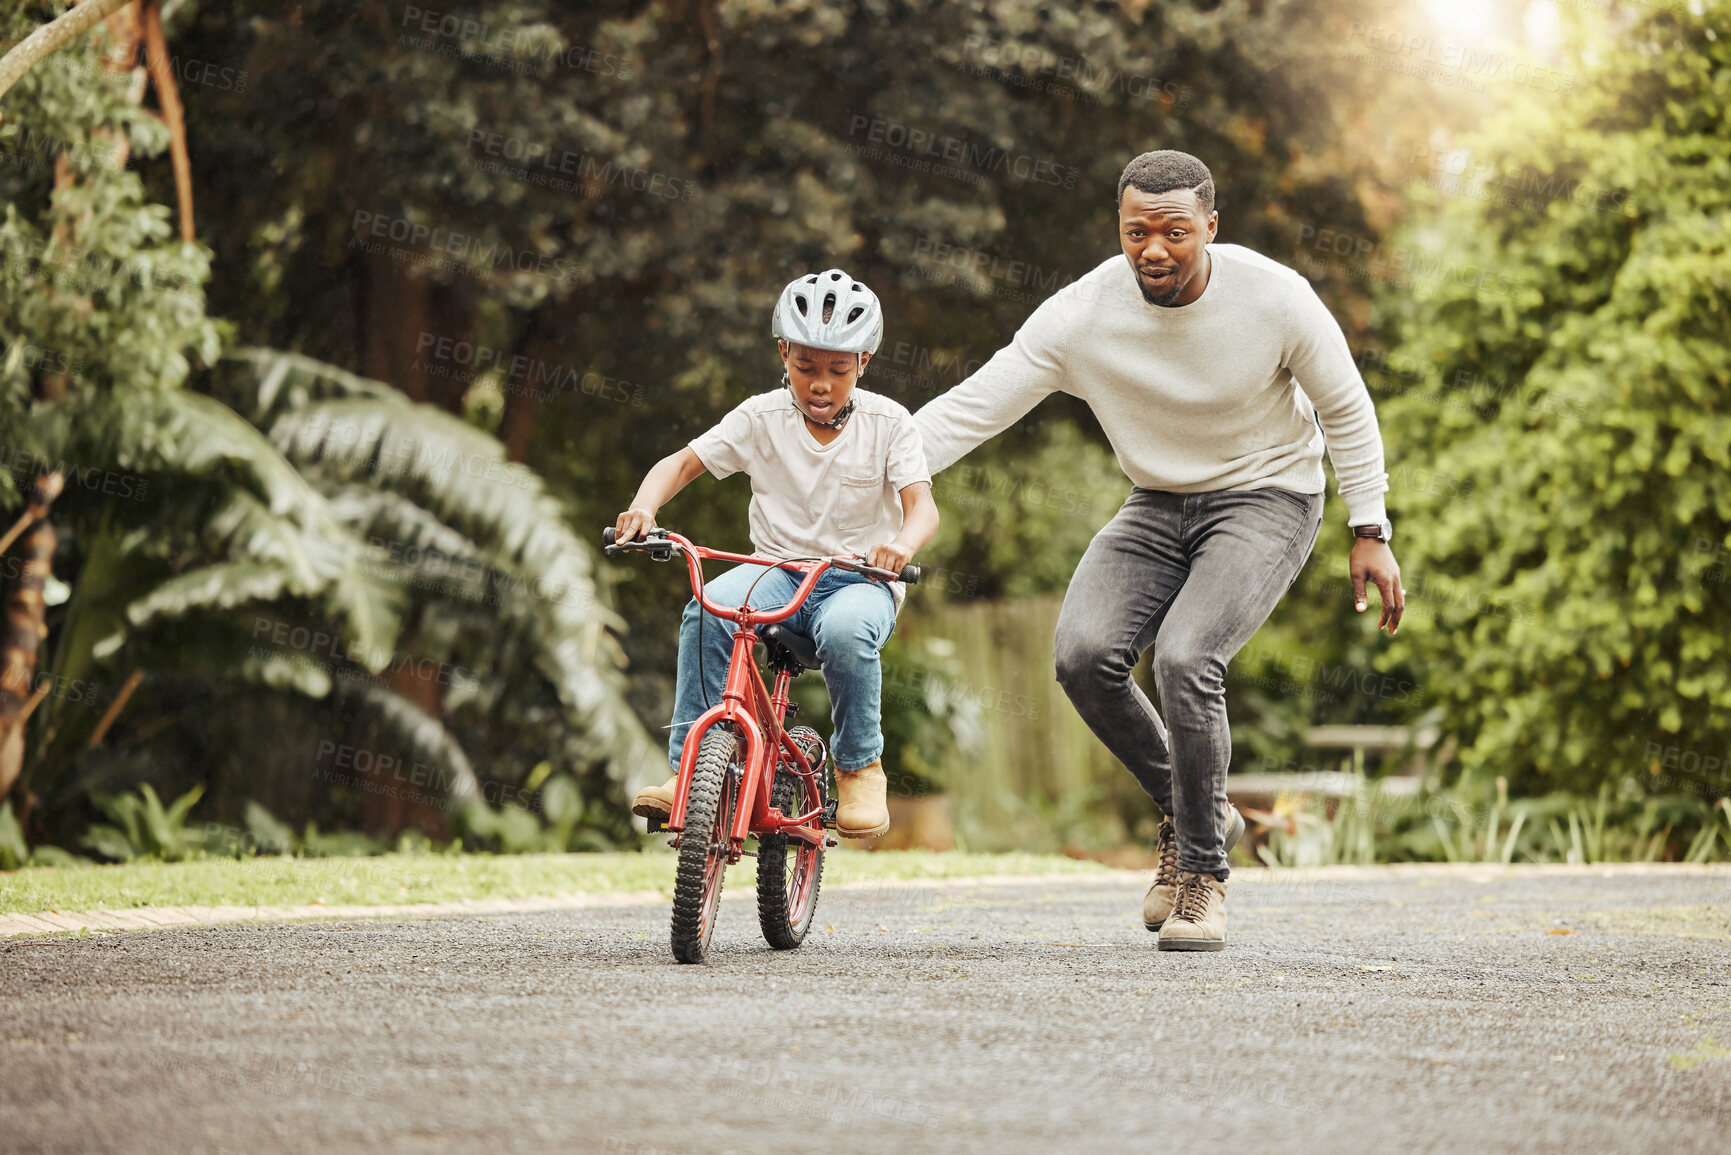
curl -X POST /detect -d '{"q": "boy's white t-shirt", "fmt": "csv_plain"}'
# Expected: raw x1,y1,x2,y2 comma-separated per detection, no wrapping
689,386,931,605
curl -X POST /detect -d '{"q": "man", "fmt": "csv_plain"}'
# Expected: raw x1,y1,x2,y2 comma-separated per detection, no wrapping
913,150,1403,952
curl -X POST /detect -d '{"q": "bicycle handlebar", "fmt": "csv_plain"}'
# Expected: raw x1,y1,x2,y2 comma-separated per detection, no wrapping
603,526,920,586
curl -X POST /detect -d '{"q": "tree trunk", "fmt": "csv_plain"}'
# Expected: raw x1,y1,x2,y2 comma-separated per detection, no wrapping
497,309,548,462
0,474,65,800
356,251,473,413
356,662,453,842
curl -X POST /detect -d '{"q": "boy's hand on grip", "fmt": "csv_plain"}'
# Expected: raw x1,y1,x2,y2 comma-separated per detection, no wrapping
865,540,914,575
615,507,657,543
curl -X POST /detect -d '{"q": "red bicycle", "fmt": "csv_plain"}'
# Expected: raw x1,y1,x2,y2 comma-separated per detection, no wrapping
602,527,919,963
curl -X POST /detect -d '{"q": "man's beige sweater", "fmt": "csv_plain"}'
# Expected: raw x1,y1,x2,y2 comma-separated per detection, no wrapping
913,244,1390,527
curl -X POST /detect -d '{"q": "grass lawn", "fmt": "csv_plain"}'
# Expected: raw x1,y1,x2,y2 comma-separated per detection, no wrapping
0,849,1113,916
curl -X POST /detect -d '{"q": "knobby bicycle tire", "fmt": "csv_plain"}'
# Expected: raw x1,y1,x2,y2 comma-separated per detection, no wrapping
670,728,738,963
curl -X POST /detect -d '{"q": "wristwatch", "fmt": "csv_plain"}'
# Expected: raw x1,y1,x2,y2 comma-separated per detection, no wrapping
1353,518,1394,543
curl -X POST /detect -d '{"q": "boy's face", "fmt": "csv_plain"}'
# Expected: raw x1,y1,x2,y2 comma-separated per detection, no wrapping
779,340,872,424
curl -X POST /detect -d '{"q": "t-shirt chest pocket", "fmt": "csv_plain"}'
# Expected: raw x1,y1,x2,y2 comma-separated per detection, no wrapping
834,473,884,531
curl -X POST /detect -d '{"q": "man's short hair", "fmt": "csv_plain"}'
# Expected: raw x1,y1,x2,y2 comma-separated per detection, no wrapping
1116,150,1215,215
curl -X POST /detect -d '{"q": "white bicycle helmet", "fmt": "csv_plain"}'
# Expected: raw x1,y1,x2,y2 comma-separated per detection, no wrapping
771,269,884,354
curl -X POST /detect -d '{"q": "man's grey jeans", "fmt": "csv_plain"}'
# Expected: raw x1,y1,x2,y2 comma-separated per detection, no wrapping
1054,487,1325,879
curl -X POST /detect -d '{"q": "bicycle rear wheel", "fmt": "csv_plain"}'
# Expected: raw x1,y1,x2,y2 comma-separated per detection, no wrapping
670,728,739,964
757,762,825,950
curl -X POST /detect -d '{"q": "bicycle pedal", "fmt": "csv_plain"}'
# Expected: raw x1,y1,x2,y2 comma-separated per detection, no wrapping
825,837,838,848
645,815,664,833
822,798,839,830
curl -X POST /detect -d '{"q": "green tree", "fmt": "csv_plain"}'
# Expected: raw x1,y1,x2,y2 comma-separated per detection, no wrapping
1373,0,1731,795
0,3,654,848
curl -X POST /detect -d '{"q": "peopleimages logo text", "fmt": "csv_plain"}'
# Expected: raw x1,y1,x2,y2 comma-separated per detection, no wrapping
349,210,578,284
468,130,695,201
399,6,631,77
846,115,1078,188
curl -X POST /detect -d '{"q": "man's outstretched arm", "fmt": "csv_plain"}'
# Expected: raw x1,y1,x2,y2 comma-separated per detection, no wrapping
912,296,1071,474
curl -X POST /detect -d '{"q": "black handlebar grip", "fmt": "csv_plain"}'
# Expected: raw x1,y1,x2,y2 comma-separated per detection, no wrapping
602,527,617,546
899,565,921,585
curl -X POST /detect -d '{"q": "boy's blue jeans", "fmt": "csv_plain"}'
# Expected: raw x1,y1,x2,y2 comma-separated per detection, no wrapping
668,563,897,773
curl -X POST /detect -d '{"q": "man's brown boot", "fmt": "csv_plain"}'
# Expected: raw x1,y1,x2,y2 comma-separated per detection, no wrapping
1157,871,1228,951
1143,818,1181,930
1144,806,1245,931
631,775,679,819
834,760,890,838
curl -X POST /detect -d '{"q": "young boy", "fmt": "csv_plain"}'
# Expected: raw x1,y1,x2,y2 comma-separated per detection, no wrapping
613,269,939,837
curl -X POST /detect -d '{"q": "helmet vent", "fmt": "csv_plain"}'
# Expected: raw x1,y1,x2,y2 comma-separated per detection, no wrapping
821,291,837,322
794,294,809,316
846,305,865,324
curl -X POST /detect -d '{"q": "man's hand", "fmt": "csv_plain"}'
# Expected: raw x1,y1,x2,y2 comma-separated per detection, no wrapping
865,539,915,576
614,507,657,544
1350,538,1405,634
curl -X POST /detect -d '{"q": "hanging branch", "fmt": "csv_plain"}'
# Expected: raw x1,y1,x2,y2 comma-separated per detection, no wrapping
697,0,723,161
141,0,193,242
0,0,132,106
85,668,144,749
0,472,64,557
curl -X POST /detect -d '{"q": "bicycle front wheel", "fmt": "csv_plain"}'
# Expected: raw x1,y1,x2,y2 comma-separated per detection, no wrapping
670,728,739,964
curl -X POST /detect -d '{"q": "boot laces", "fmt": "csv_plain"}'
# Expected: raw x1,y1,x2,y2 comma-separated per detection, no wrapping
1154,819,1179,887
1172,873,1216,923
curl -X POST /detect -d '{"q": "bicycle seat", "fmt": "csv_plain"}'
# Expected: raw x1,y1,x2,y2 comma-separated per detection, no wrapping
763,625,820,673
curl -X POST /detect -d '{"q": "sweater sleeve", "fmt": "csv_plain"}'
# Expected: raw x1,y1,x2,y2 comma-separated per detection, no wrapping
1285,277,1389,526
885,408,932,492
912,290,1072,475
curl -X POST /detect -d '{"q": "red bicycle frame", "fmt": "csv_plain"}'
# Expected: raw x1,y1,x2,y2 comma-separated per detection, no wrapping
659,533,844,861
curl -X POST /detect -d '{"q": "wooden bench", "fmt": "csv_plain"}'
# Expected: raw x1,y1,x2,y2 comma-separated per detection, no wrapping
1227,721,1445,812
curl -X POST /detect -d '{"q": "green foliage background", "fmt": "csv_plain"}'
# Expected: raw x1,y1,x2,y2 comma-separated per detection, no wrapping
1373,2,1731,798
1,0,1727,856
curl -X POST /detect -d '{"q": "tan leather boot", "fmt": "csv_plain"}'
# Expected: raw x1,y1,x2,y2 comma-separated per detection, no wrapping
631,775,679,819
1145,806,1245,931
1143,818,1181,930
1157,871,1228,951
834,760,890,838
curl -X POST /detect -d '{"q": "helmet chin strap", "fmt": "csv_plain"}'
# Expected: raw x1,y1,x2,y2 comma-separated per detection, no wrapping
784,368,857,430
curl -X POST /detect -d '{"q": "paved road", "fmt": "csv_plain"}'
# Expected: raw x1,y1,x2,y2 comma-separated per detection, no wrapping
2,865,1728,1154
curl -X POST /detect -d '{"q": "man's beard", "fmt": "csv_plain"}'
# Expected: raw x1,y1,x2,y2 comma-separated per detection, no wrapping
1131,258,1185,306
1138,277,1184,307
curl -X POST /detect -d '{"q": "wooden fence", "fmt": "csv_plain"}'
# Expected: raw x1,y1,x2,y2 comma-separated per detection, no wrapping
889,596,1159,853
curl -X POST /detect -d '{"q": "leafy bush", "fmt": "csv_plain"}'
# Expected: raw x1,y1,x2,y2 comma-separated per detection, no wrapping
239,802,385,858
1252,773,1731,867
453,763,620,853
0,802,84,870
80,785,219,863
1372,1,1731,795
